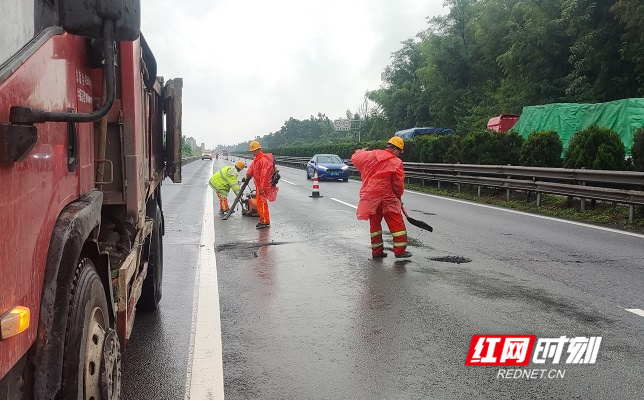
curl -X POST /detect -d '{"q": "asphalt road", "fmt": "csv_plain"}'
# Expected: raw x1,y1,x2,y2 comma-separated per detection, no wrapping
216,157,644,400
120,157,644,399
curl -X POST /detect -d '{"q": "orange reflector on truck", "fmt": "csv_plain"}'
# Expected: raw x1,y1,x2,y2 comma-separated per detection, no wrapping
0,306,30,340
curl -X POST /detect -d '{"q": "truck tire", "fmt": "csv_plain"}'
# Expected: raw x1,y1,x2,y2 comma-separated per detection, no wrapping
60,258,121,400
139,204,163,310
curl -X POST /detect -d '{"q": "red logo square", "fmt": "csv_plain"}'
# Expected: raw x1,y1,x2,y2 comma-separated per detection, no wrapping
466,335,536,366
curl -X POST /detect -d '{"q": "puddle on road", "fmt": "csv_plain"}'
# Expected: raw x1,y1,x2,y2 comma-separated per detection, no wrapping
430,256,472,264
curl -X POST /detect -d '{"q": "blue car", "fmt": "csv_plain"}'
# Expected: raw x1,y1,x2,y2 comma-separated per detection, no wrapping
306,154,350,181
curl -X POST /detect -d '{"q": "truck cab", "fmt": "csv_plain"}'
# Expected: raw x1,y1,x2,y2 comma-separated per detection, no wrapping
0,1,182,398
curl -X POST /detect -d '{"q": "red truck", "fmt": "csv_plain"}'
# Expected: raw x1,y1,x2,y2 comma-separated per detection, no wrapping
487,114,520,132
0,1,182,398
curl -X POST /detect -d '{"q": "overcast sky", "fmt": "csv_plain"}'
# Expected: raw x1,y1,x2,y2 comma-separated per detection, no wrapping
141,0,447,148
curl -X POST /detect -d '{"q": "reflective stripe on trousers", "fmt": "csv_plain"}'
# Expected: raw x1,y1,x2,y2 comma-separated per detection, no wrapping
217,193,229,211
368,205,407,256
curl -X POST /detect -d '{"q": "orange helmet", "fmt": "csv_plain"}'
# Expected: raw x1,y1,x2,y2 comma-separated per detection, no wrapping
387,136,404,151
249,141,261,151
235,160,246,170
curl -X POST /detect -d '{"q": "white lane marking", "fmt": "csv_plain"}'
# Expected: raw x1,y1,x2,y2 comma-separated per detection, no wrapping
185,184,224,399
281,179,296,185
408,190,644,239
330,197,357,209
626,309,644,318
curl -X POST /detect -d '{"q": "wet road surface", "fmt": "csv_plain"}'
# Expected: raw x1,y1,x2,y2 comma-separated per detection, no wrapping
216,157,644,399
121,157,644,399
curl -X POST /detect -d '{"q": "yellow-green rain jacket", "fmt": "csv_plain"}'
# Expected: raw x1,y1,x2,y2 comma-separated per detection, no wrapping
208,166,241,197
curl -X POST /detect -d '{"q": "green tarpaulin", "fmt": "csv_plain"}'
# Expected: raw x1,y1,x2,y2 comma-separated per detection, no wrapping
512,98,644,157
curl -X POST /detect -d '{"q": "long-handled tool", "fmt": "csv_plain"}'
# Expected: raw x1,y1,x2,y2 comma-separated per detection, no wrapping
402,207,433,232
222,179,249,220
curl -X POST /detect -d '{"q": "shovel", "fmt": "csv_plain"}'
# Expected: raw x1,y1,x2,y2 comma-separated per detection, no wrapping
402,206,433,232
222,179,250,220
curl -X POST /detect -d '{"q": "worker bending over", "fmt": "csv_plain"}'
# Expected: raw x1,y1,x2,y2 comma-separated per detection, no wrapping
245,141,278,229
351,137,411,258
209,160,246,214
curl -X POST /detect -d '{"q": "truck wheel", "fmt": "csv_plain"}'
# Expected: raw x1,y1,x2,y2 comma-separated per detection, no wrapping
61,258,121,400
139,204,163,310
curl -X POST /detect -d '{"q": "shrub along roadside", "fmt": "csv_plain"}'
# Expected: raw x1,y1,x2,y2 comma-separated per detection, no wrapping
265,125,633,171
520,130,563,167
563,125,626,170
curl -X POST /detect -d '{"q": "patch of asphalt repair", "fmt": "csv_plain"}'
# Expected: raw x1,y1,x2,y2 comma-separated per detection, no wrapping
216,241,291,259
430,255,472,264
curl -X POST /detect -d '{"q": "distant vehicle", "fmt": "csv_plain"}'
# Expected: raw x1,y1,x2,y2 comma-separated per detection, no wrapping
202,151,213,160
307,154,350,181
394,127,454,139
487,114,520,132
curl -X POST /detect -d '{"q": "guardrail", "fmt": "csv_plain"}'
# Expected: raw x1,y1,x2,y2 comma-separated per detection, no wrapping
231,153,644,222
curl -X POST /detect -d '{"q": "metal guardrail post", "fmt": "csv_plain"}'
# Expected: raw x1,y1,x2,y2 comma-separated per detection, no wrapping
579,168,586,211
506,165,511,201
629,205,635,223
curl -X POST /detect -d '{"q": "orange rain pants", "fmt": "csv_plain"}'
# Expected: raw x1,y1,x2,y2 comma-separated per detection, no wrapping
369,204,407,256
217,193,230,212
256,192,270,224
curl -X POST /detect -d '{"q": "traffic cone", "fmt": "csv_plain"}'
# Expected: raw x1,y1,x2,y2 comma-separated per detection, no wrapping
309,171,323,198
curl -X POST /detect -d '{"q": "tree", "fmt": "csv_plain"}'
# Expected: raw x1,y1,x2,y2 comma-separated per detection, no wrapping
562,0,638,101
563,125,625,170
520,131,563,167
497,0,571,108
367,39,429,129
181,135,193,157
611,0,644,95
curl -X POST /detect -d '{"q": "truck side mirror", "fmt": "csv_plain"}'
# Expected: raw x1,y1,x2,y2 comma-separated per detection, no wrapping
58,0,140,41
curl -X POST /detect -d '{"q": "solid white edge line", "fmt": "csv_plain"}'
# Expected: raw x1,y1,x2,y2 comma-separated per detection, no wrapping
407,189,644,239
626,309,644,318
184,175,224,399
281,179,296,185
330,197,357,209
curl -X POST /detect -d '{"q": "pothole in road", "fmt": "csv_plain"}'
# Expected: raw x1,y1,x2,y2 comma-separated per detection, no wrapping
216,241,290,259
430,256,472,264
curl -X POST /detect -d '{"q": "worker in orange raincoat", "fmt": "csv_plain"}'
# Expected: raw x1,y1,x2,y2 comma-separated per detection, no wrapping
351,136,411,258
245,140,279,229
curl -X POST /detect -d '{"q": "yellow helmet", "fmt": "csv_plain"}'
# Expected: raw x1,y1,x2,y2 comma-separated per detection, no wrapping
249,141,261,151
387,136,405,151
235,160,246,170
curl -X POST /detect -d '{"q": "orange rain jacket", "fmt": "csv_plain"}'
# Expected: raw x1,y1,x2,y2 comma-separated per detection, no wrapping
351,148,405,220
246,151,279,202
